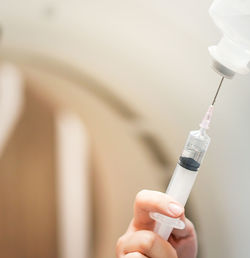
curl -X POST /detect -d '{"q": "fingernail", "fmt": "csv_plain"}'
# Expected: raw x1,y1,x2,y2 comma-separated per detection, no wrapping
168,203,183,216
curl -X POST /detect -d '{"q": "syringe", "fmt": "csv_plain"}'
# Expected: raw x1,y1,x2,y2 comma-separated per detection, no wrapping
152,77,224,240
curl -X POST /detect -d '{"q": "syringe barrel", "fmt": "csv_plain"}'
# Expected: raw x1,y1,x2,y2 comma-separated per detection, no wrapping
154,129,210,240
179,128,210,169
154,164,198,240
168,128,210,203
167,164,198,205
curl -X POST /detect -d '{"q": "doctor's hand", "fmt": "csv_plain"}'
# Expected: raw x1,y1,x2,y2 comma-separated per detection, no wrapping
116,190,197,258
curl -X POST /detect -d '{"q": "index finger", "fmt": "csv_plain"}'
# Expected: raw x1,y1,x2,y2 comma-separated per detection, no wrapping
132,190,184,231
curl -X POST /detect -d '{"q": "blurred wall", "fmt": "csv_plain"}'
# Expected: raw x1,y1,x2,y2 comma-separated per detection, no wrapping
0,88,57,258
0,60,176,258
23,64,174,258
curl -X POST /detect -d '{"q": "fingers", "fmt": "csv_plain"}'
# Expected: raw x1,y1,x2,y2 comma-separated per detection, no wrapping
171,217,196,240
133,190,184,230
169,217,198,258
117,230,177,258
124,253,148,258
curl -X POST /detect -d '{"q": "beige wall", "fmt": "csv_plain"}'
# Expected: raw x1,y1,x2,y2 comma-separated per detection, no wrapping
0,63,178,258
0,88,57,258
24,65,174,258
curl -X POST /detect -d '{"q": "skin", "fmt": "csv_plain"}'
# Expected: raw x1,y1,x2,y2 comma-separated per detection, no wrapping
116,190,197,258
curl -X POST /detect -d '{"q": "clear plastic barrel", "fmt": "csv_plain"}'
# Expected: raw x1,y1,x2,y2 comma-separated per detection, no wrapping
178,128,210,171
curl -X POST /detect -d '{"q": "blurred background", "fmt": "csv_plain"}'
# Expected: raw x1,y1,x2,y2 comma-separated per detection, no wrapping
0,0,250,257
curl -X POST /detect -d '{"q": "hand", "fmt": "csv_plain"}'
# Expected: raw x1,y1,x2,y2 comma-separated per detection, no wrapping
116,190,197,258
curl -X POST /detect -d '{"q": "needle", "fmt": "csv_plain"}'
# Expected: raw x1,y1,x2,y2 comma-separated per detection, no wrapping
212,77,224,105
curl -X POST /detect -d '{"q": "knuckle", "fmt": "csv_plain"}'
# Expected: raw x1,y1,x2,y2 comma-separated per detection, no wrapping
185,218,195,230
138,231,156,251
116,235,125,254
135,189,149,205
117,236,124,246
186,218,196,235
